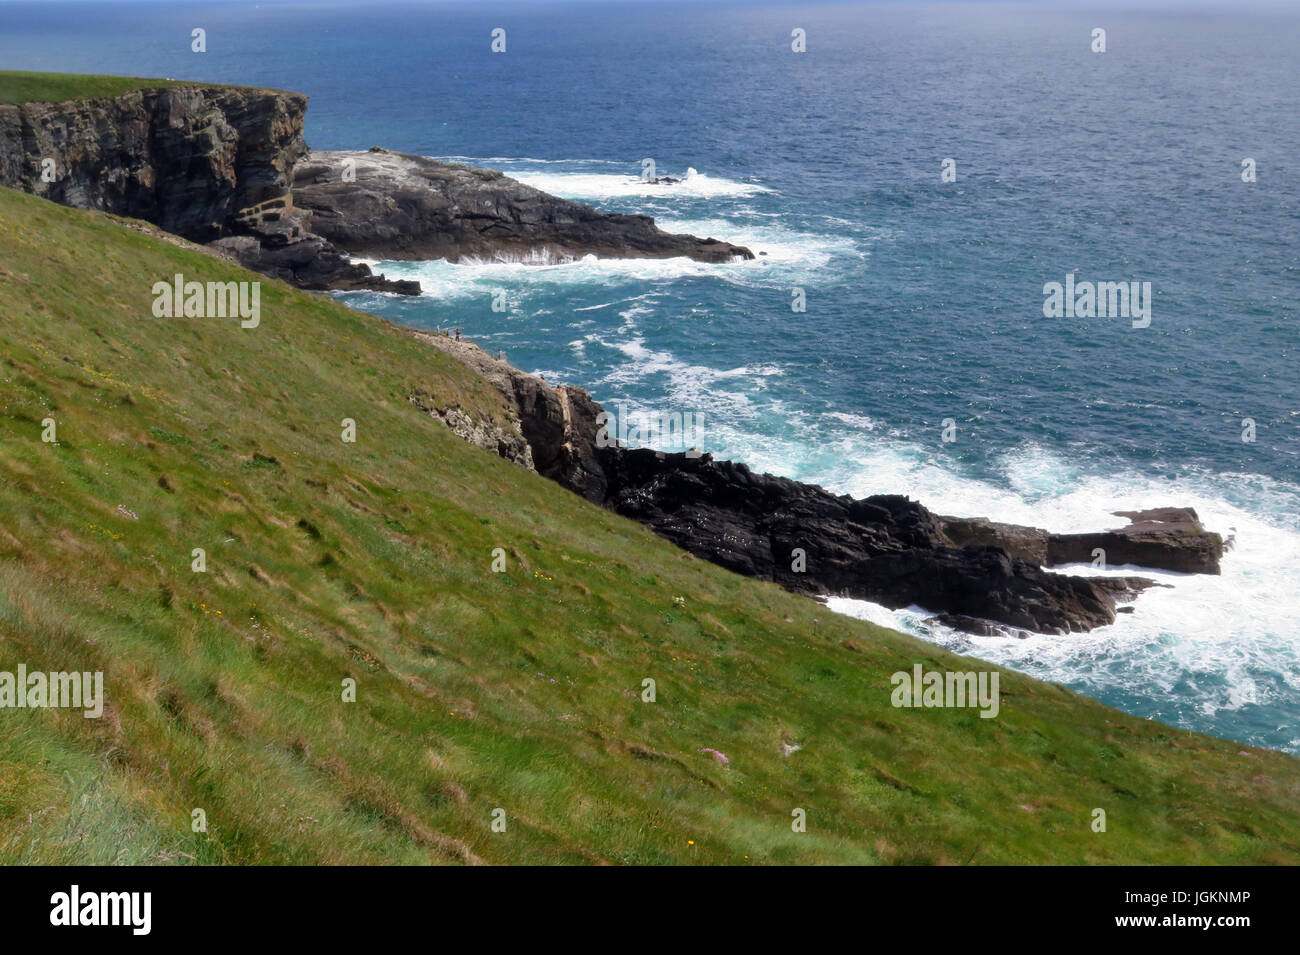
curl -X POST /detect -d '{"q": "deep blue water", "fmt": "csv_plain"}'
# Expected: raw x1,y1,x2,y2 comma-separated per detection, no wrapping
3,1,1297,753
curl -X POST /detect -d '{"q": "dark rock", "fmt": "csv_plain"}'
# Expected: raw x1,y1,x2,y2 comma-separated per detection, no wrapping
208,209,419,294
592,449,1131,634
292,149,755,264
936,515,1050,564
1,90,751,295
927,614,1032,639
938,507,1223,575
1046,508,1223,575
1091,575,1164,600
410,334,1222,635
0,85,307,240
509,376,609,502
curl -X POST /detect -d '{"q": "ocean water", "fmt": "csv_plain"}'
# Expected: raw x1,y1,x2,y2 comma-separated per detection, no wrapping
3,1,1297,753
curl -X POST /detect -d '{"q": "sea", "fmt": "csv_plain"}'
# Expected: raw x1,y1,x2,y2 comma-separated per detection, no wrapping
2,0,1297,753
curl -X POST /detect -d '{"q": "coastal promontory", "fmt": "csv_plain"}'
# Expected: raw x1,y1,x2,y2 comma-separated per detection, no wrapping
0,81,752,294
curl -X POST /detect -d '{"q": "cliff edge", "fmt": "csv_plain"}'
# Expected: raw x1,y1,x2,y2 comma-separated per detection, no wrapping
411,332,1224,637
0,73,753,294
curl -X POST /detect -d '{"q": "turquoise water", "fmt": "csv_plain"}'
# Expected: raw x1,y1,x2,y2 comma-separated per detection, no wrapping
3,1,1297,752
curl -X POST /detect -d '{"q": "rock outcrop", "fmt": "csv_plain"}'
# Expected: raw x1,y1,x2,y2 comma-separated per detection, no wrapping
207,203,419,294
0,84,413,293
411,334,1222,636
409,332,608,498
1,84,752,294
937,508,1222,575
0,85,306,240
293,148,755,264
594,448,1155,634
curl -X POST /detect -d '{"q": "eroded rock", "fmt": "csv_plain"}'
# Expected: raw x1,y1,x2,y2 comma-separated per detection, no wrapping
0,89,751,296
938,507,1223,575
293,148,755,264
412,334,1211,636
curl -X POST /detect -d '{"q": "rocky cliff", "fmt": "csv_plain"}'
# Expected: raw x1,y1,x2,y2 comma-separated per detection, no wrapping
0,83,752,294
0,85,306,239
0,77,1221,637
0,84,410,292
411,332,1223,637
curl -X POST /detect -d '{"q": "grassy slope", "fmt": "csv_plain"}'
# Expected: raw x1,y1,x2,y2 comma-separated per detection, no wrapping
0,186,1295,865
0,70,257,105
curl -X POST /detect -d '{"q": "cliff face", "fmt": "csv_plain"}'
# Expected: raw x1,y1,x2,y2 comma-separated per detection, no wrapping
0,82,752,294
938,508,1223,575
0,84,414,293
0,86,307,241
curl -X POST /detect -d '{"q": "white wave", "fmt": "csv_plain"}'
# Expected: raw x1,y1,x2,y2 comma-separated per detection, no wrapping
354,254,766,300
506,168,773,201
588,382,1300,752
824,411,878,431
655,216,862,272
350,227,847,300
435,155,613,165
350,204,852,296
575,336,795,451
798,440,1300,753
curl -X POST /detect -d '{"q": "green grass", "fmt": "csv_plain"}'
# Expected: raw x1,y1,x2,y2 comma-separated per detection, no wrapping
0,70,264,105
0,185,1296,864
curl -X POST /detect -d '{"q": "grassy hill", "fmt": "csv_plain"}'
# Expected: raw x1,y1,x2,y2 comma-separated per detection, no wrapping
0,185,1296,865
0,70,262,105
